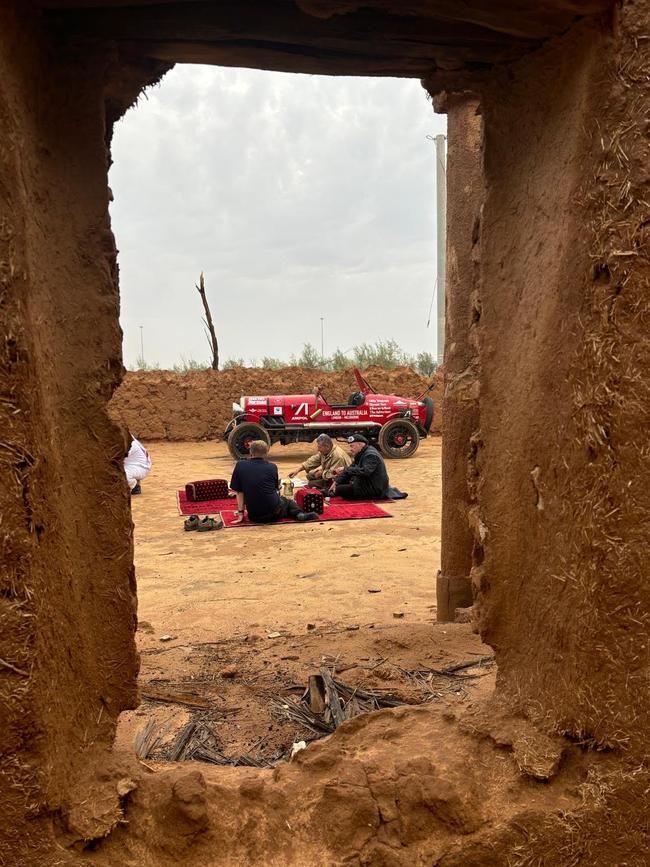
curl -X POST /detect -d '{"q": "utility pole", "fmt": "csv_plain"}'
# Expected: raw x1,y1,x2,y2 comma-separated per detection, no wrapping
320,317,325,363
139,325,144,364
435,134,447,366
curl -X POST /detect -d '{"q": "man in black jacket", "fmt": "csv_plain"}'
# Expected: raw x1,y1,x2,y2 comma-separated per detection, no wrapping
328,434,390,500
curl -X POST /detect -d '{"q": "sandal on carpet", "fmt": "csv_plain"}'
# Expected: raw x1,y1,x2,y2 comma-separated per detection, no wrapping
197,516,223,532
184,514,200,531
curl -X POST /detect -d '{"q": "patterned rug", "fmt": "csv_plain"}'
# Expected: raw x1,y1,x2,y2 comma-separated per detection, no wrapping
177,490,396,518
219,501,392,527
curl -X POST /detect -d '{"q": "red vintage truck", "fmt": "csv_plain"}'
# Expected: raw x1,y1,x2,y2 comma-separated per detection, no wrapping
223,369,435,460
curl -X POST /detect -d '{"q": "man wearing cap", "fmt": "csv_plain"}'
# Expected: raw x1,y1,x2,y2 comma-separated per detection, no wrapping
328,434,390,500
287,433,352,491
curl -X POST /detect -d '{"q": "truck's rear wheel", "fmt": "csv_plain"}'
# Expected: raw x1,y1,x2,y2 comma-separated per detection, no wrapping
227,422,270,460
378,419,420,459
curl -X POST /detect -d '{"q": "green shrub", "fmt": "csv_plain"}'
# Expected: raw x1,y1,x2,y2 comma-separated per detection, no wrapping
414,351,438,377
352,339,407,370
142,341,438,374
132,356,160,371
259,357,287,370
297,342,322,368
327,349,352,371
222,357,246,370
172,356,208,373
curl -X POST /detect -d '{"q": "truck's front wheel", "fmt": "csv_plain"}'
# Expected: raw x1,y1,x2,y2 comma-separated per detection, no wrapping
227,422,271,460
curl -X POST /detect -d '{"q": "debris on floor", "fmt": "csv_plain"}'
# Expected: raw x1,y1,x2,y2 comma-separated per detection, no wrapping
126,633,495,769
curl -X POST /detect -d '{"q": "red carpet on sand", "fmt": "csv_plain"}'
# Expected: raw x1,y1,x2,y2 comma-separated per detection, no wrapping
177,490,396,518
177,490,237,515
220,501,391,527
177,490,391,524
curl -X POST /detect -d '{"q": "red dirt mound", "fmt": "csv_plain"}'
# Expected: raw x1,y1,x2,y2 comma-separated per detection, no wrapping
109,366,442,441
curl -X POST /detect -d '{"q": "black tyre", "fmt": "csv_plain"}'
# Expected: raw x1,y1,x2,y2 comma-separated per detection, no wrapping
378,418,420,459
422,396,434,432
227,422,270,460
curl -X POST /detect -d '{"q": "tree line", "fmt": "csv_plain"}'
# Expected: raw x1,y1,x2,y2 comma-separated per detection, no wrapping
133,339,437,377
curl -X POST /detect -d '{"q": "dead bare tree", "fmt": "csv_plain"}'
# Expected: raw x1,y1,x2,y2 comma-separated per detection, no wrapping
195,272,219,370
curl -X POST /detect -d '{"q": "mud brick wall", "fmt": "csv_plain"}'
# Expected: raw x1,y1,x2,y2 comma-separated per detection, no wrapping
109,366,442,441
430,12,650,753
0,6,162,860
437,97,483,620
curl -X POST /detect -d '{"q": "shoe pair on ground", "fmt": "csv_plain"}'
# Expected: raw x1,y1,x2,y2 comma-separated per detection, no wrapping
184,515,223,532
295,511,318,522
185,511,317,530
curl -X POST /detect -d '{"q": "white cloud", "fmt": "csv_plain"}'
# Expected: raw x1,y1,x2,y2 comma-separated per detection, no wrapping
110,66,446,368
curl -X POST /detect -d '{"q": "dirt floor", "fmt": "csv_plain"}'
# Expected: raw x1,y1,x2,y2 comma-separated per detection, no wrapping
115,437,494,768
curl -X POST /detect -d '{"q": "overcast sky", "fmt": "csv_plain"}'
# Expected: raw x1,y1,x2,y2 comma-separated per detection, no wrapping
109,66,446,369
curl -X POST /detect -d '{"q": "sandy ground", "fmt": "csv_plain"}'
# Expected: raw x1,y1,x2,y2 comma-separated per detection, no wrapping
116,438,493,764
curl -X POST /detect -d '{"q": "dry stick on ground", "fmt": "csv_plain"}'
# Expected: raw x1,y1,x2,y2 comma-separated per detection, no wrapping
141,637,247,656
308,675,326,714
168,720,198,761
192,747,277,769
134,719,160,759
195,271,219,370
332,679,405,709
141,687,213,709
270,674,407,737
269,694,334,735
397,656,495,702
187,723,282,769
396,656,494,680
437,655,494,674
320,668,345,727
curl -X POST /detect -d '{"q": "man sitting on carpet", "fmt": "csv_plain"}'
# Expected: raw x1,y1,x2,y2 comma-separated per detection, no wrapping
230,440,319,525
287,433,352,491
328,434,390,500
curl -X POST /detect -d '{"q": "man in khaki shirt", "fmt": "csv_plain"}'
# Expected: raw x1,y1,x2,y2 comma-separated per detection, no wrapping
288,433,352,491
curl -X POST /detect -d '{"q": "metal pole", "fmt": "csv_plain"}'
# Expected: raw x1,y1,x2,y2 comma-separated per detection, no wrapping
320,317,324,362
435,134,447,366
139,325,144,363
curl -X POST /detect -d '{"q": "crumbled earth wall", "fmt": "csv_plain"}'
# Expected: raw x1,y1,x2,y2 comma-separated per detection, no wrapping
85,701,650,867
437,97,482,620
2,0,650,864
0,5,165,863
109,366,442,441
432,9,650,755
